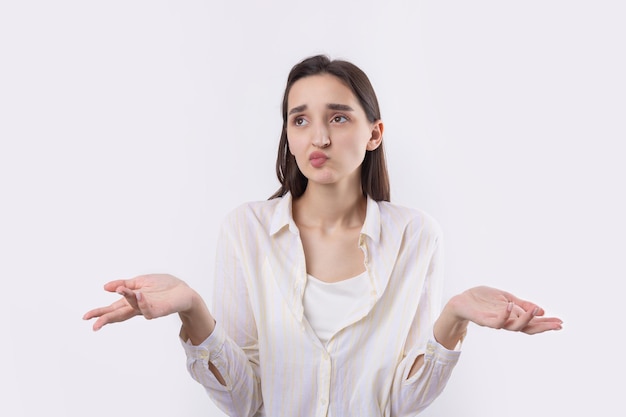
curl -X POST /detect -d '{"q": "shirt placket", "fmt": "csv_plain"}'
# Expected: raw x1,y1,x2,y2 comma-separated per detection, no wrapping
359,234,378,306
317,348,331,416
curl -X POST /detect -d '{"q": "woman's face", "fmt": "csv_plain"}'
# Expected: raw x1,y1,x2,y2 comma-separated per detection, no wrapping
286,74,382,189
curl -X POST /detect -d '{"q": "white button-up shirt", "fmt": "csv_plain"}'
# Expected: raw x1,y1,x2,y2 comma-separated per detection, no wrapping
182,192,460,417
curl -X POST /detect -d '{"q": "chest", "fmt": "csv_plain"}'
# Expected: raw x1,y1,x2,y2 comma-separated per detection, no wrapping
297,226,365,282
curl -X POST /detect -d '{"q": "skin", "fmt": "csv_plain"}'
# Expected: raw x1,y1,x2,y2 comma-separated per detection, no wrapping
83,74,563,385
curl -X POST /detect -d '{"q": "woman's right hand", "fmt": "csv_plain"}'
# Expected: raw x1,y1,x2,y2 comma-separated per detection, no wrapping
83,274,197,331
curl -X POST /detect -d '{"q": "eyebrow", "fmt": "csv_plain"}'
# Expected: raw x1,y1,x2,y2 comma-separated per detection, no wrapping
288,103,355,115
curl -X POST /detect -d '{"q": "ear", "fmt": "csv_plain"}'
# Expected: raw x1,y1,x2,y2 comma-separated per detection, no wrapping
366,120,384,151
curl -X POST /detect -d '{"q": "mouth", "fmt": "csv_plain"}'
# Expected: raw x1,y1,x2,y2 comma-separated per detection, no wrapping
309,151,328,168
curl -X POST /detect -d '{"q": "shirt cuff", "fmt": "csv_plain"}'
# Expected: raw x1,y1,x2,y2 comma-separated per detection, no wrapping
180,321,227,362
425,337,462,361
401,337,461,385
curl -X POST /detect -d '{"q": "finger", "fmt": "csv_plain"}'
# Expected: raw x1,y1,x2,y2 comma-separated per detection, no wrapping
92,304,138,331
506,293,545,317
83,298,128,320
83,307,106,320
103,279,128,292
115,286,141,311
510,303,526,318
103,277,144,293
506,304,539,332
522,317,564,335
488,301,516,329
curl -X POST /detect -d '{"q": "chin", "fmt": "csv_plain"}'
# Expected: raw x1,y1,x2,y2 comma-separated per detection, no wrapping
307,173,337,186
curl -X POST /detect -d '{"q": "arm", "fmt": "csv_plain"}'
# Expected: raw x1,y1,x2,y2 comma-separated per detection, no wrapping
83,274,225,385
393,286,563,416
178,291,216,345
83,221,263,415
390,237,462,416
181,220,262,416
178,292,227,386
389,225,563,416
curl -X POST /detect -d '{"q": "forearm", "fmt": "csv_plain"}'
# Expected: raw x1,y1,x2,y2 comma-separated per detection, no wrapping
178,291,227,385
407,297,466,378
178,290,216,345
433,294,469,351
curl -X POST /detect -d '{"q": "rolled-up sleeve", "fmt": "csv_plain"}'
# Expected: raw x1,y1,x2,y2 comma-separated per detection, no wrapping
391,336,461,415
390,232,462,415
180,216,263,417
181,322,262,416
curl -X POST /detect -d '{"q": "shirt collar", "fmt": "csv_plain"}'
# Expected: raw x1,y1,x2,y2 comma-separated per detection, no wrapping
361,194,381,243
269,192,297,236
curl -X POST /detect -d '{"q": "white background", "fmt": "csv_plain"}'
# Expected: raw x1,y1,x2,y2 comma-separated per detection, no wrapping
1,1,624,416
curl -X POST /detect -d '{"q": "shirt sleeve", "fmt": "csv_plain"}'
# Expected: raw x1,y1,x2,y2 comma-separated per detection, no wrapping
180,216,263,417
390,232,462,416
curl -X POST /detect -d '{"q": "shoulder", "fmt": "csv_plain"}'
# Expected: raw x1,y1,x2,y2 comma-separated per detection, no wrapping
219,197,285,234
222,197,280,222
228,197,282,217
376,200,443,241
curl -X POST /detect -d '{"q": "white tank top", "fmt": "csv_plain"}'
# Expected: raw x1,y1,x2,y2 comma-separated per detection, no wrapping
303,270,371,345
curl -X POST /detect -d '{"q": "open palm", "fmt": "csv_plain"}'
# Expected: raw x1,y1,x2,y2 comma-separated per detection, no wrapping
83,274,195,331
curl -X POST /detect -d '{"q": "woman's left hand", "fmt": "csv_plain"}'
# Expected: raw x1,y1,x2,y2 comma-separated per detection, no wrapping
449,285,563,335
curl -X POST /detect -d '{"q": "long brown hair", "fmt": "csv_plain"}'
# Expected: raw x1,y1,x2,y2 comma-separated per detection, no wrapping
269,55,390,201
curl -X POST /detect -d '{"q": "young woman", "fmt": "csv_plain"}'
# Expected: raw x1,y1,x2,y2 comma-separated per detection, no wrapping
84,55,562,417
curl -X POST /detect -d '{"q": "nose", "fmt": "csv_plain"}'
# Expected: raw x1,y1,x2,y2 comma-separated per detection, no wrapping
312,124,330,148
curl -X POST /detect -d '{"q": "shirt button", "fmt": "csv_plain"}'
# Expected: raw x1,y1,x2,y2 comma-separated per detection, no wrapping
320,398,327,405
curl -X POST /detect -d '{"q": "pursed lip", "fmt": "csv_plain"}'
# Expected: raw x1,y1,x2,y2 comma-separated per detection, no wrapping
309,151,329,168
309,151,328,161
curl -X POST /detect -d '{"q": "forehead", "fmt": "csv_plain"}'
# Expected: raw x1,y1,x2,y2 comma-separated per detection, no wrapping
288,74,359,108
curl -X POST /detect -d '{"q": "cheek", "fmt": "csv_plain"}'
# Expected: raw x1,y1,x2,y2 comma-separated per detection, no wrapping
286,132,304,156
336,131,370,155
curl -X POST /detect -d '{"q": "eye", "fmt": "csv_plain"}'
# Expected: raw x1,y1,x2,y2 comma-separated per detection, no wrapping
331,115,348,123
294,116,308,126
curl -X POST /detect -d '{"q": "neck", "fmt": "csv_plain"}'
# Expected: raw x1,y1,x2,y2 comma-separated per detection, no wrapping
293,182,366,230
